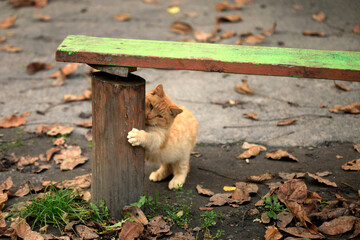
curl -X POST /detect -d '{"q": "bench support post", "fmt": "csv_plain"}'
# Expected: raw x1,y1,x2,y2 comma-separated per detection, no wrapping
91,71,145,218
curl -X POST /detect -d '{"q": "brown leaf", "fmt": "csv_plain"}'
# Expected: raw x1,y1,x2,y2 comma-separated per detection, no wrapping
199,207,213,211
307,172,337,187
53,145,82,164
113,13,131,21
10,217,44,240
0,112,30,128
318,216,355,235
9,0,48,7
277,211,294,228
277,118,297,126
18,155,39,167
354,143,360,153
26,62,53,74
215,1,244,11
53,137,65,146
121,205,148,225
32,164,51,173
242,142,267,150
265,226,282,240
75,225,99,239
0,176,13,191
193,30,212,42
278,172,306,180
350,218,360,239
246,172,274,182
266,150,299,162
244,34,265,44
0,191,8,210
0,44,22,53
261,213,271,224
51,68,66,86
34,8,51,21
312,11,326,22
60,156,88,171
292,5,304,10
49,63,80,78
14,183,29,197
169,232,195,240
328,104,342,113
236,181,258,193
118,220,144,240
75,120,92,128
0,15,17,29
315,171,332,177
148,215,172,236
243,112,258,120
340,102,360,114
341,159,360,171
217,15,243,23
64,89,91,102
279,227,324,239
85,130,93,142
46,147,61,161
206,193,232,207
184,12,198,18
263,22,277,37
237,145,265,159
235,79,254,94
196,185,214,196
42,173,92,190
170,21,193,34
285,201,318,234
334,81,350,91
278,179,307,204
46,124,73,136
302,30,326,37
309,208,349,222
353,25,360,34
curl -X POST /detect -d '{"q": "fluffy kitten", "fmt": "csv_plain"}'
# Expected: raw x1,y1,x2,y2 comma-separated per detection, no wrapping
127,84,198,189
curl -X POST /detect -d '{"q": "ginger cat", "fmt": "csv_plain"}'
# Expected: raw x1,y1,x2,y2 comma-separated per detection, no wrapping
127,84,198,190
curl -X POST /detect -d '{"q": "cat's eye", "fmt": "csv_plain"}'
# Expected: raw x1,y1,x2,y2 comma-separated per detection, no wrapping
157,114,163,118
149,104,154,110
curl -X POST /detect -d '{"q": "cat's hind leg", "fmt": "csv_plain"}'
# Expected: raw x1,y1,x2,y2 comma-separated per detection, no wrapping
168,159,190,190
149,164,172,182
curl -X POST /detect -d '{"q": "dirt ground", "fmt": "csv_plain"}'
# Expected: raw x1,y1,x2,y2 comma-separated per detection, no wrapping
1,127,359,239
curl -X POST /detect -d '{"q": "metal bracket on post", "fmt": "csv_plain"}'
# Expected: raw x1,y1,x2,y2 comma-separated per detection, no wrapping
89,64,137,77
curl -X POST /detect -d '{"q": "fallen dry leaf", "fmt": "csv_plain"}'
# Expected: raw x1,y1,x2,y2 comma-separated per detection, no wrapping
118,220,144,240
169,231,195,240
0,112,30,128
59,154,88,171
242,142,267,150
113,13,132,21
206,193,232,207
199,207,213,211
277,118,297,126
302,30,326,37
354,144,360,153
278,172,306,180
0,176,13,191
287,200,318,234
196,185,214,196
312,11,326,22
121,205,148,225
49,63,80,78
184,12,198,18
32,164,51,173
261,212,270,224
18,155,39,167
46,124,73,136
263,22,277,37
148,215,172,236
0,15,17,29
34,8,51,21
246,172,274,182
10,217,44,240
53,137,65,146
0,191,8,210
334,81,350,91
0,44,22,53
292,4,304,10
350,218,360,239
14,183,30,197
75,120,92,128
309,207,349,222
266,150,299,162
170,21,193,34
279,227,324,239
235,79,254,94
42,173,92,189
341,159,360,171
75,225,99,239
353,25,360,34
244,34,265,44
278,179,307,203
193,30,212,42
243,112,258,120
277,211,294,228
81,191,91,201
85,129,92,141
217,15,243,23
318,216,356,235
51,68,66,86
46,147,61,161
307,172,337,187
215,1,243,11
340,102,360,114
265,226,282,240
314,171,332,177
26,62,54,74
237,145,265,159
9,0,48,7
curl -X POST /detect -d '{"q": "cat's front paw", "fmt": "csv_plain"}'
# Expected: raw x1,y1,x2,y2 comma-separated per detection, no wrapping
168,178,185,190
127,128,145,147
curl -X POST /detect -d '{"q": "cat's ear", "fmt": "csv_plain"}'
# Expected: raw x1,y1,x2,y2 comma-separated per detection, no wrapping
170,106,183,117
151,84,164,97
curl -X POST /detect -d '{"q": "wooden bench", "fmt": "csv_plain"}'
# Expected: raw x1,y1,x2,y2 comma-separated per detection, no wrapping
56,35,360,218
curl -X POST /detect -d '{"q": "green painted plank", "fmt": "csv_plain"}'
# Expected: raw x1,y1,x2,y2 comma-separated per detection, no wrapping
57,35,360,71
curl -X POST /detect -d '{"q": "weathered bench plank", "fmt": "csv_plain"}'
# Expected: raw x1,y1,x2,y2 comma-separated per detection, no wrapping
56,35,360,82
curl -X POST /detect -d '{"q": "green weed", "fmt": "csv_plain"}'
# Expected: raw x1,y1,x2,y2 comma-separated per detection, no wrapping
9,184,109,231
258,194,289,220
199,210,224,239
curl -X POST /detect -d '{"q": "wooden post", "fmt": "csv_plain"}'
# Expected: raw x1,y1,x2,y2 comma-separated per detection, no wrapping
91,71,145,218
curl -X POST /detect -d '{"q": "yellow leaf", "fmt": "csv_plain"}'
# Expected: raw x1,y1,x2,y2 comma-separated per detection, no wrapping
167,6,180,14
223,186,236,191
176,211,184,217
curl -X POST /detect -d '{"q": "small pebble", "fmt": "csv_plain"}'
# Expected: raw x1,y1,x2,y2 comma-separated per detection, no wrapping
245,159,250,164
